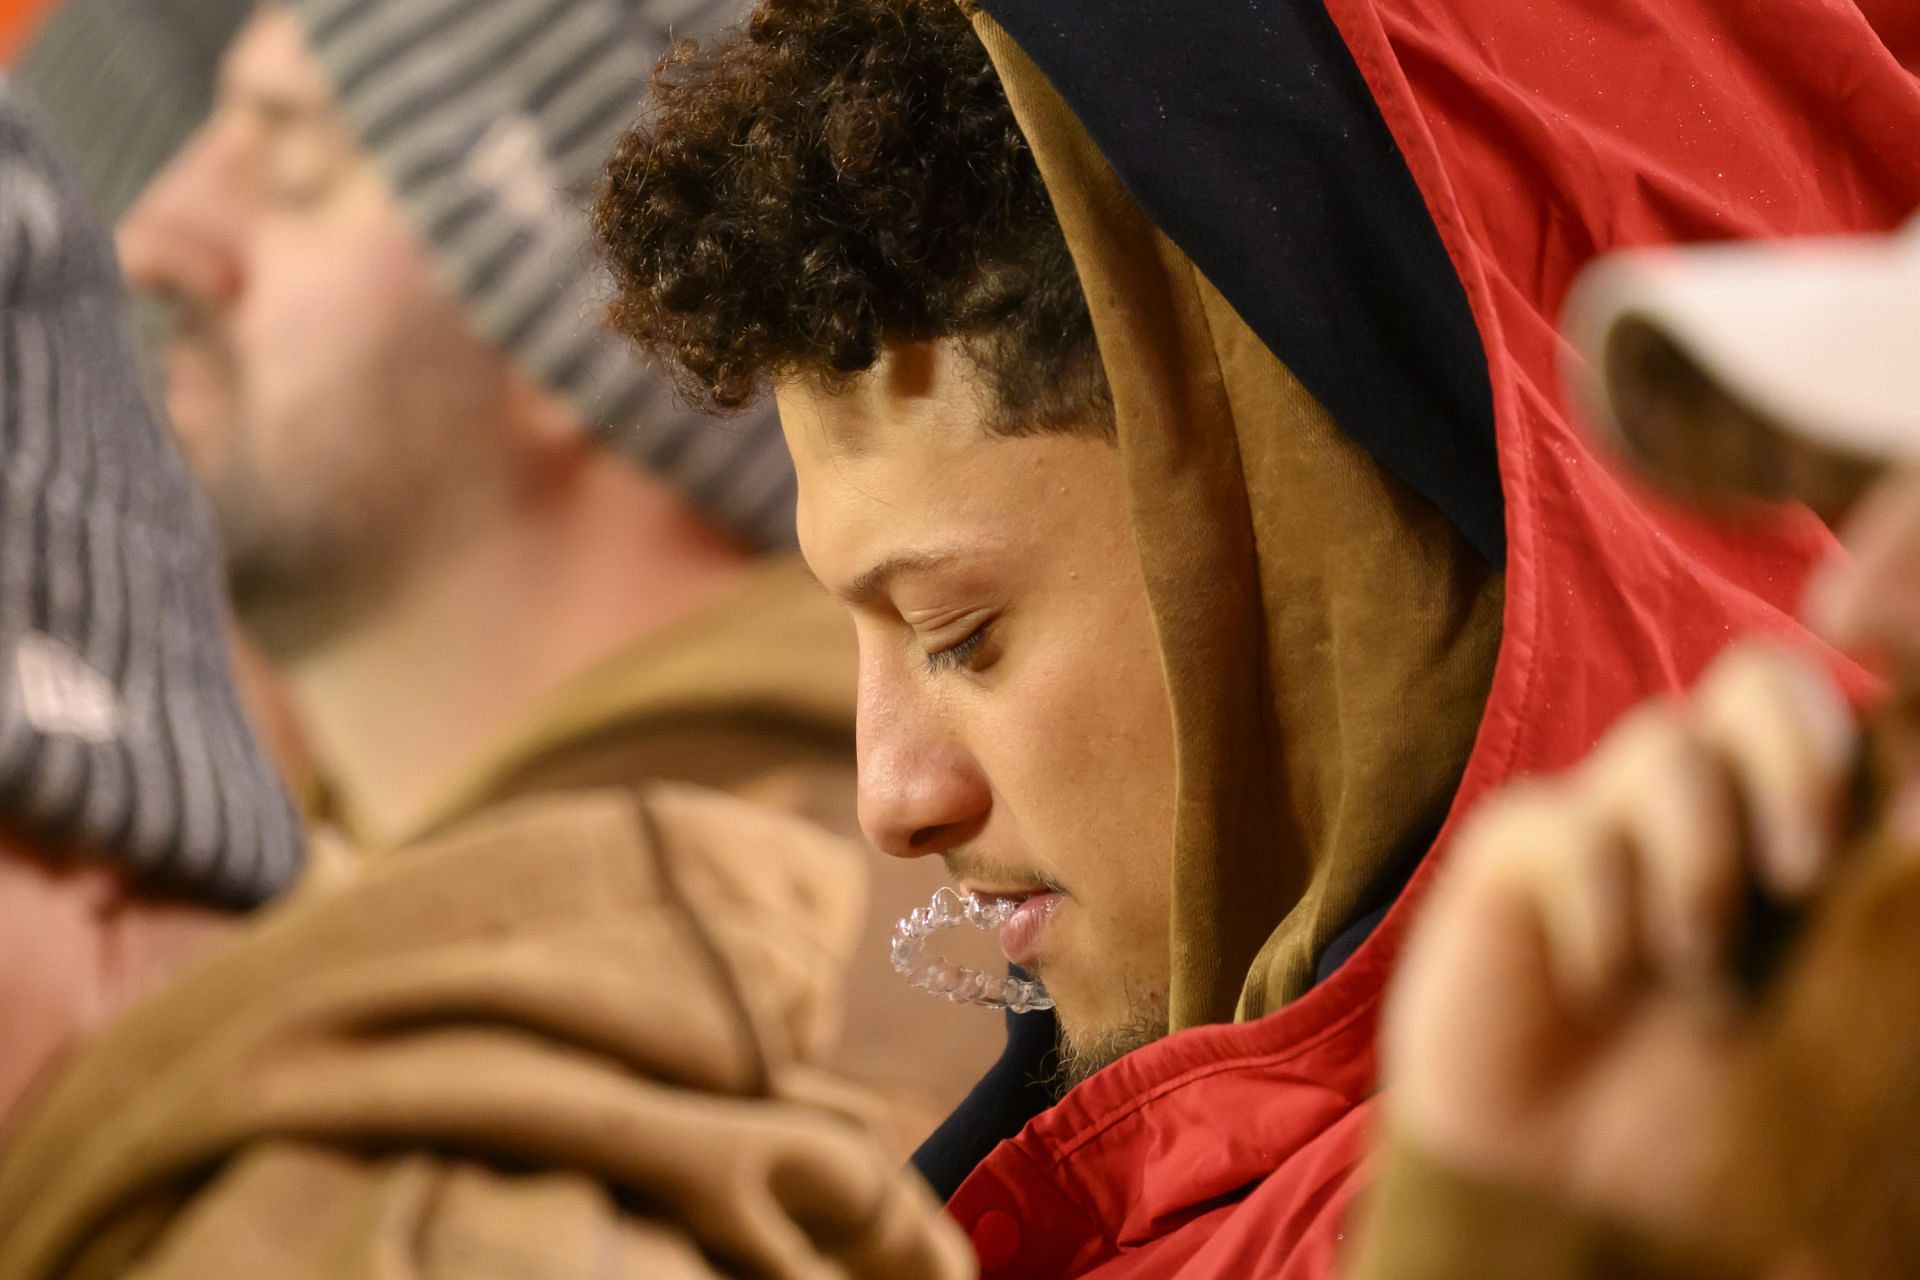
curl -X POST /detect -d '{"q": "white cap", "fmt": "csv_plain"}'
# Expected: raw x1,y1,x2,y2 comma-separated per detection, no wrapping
1564,214,1920,509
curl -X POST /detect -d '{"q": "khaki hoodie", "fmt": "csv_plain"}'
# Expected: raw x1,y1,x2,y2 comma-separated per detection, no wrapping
0,782,973,1279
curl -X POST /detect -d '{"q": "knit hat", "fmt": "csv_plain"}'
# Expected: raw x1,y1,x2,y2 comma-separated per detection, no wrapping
16,0,255,222
285,0,798,550
0,84,305,908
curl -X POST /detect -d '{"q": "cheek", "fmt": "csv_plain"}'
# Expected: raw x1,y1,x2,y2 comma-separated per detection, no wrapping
234,222,436,421
980,614,1176,914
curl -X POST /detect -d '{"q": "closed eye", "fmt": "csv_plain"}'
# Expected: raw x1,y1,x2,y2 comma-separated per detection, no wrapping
924,619,996,675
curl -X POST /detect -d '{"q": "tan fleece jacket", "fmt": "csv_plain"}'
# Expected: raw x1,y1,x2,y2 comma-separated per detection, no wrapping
0,783,973,1279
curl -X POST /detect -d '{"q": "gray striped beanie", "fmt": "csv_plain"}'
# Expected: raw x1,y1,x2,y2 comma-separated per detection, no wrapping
286,0,798,550
0,85,305,909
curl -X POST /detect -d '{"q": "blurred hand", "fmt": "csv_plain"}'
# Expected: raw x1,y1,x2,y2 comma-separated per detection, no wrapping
1808,468,1920,660
1382,641,1855,1233
1808,466,1920,843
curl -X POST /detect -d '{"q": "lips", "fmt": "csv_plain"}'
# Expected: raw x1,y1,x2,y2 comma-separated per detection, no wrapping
991,889,1061,965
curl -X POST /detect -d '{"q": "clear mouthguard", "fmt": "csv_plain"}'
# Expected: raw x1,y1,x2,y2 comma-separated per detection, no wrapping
890,886,1055,1012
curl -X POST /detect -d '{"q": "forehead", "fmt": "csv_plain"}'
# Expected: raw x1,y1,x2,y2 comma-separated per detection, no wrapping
777,341,1112,583
778,343,998,533
780,342,989,461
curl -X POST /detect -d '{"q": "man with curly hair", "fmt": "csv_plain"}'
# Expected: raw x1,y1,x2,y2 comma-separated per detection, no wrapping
596,0,1920,1275
601,0,1165,1098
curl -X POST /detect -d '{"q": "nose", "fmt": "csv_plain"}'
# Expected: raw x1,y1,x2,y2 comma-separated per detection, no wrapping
116,126,247,309
856,662,992,859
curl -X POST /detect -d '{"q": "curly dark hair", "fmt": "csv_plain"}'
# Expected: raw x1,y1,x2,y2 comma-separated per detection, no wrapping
592,0,1110,436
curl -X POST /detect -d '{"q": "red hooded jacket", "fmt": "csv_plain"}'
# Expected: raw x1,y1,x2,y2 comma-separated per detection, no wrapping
946,2,1920,1274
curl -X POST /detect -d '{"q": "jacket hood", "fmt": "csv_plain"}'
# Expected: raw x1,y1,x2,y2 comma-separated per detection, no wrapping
962,0,1920,1026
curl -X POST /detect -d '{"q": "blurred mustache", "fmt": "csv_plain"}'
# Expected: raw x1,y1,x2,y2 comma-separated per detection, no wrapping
155,290,232,358
944,849,1060,894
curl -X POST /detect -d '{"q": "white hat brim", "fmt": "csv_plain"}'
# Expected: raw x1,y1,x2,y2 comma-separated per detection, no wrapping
1566,229,1920,481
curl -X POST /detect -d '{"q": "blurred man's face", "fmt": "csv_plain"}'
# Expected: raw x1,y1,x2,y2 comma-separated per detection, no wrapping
777,341,1178,1082
117,9,519,653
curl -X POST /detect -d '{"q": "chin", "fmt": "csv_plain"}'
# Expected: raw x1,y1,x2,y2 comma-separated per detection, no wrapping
1051,994,1170,1094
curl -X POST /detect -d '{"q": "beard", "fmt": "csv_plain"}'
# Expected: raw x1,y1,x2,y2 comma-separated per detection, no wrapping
150,301,500,660
141,303,322,634
215,468,398,657
1048,989,1170,1097
167,359,398,657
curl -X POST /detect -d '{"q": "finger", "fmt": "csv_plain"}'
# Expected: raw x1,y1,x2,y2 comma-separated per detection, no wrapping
1538,821,1641,1009
1807,467,1920,652
1470,790,1638,1011
1693,643,1856,897
1583,706,1744,982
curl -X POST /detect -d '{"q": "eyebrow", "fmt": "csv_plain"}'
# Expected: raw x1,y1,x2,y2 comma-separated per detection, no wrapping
826,550,962,607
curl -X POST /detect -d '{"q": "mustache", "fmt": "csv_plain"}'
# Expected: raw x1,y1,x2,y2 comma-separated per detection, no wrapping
944,849,1064,895
146,289,235,362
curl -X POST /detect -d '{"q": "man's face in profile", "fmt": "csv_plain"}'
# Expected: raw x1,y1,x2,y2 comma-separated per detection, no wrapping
779,339,1180,1082
115,8,520,652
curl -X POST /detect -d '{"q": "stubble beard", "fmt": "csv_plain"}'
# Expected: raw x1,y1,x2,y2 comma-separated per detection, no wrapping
221,500,371,657
166,348,434,661
202,413,423,661
150,315,366,654
150,287,508,661
1048,984,1170,1097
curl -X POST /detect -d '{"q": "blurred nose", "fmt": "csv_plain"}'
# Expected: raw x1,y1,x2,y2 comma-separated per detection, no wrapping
856,660,992,860
116,125,247,309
